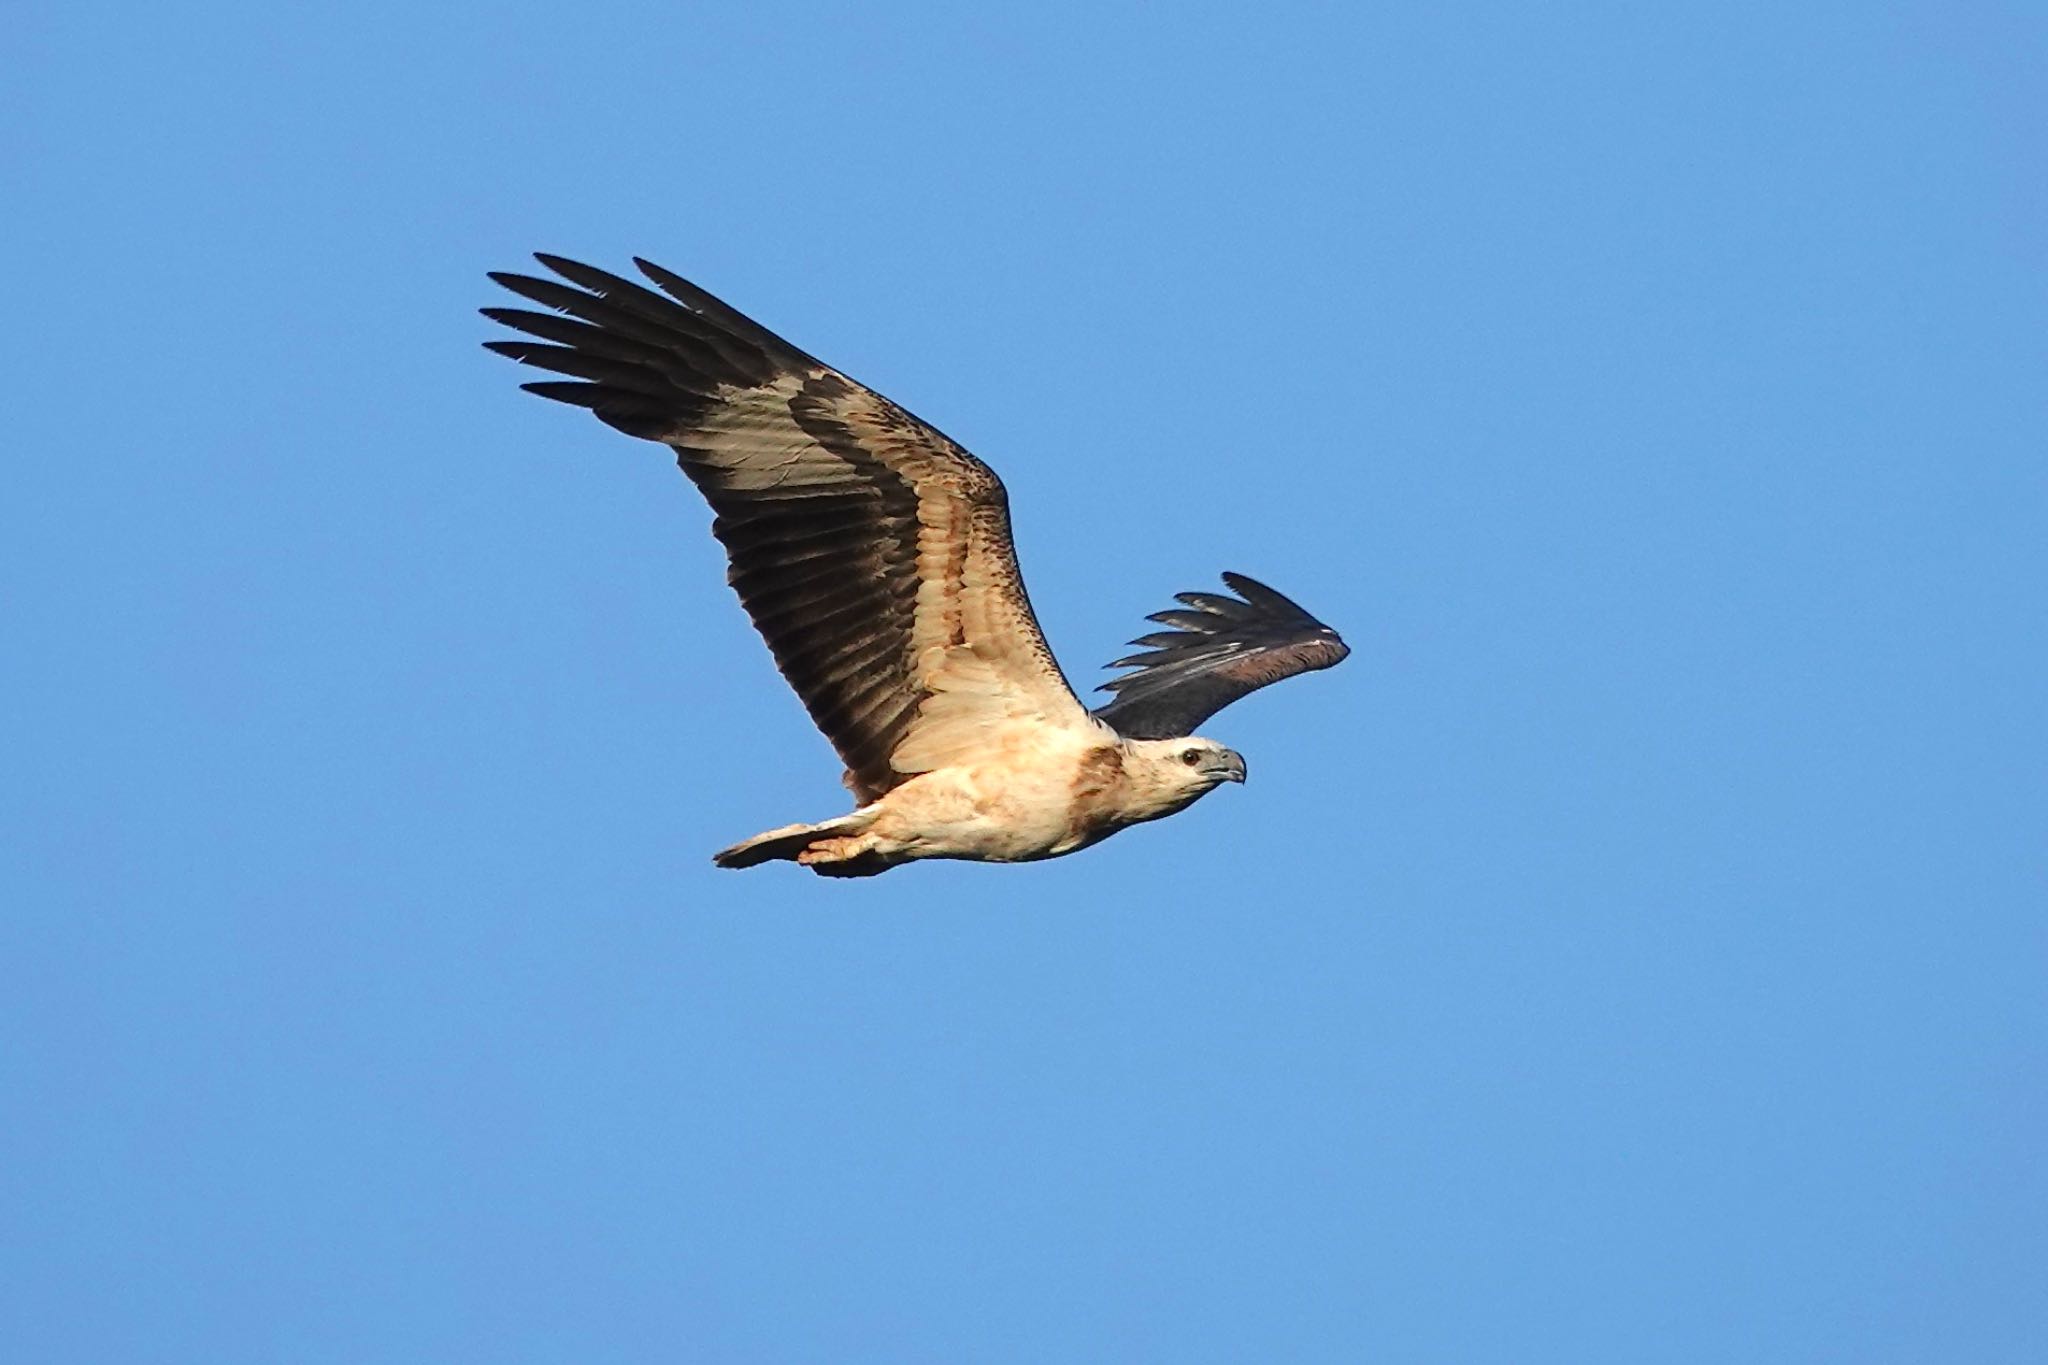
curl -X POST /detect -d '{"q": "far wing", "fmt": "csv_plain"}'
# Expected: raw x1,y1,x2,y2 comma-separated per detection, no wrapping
1092,572,1348,740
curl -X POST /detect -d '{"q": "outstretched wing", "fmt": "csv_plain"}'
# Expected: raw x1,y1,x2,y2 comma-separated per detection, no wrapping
1092,572,1348,740
484,255,1092,801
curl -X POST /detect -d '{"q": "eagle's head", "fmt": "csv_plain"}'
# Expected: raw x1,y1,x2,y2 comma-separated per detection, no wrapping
1118,735,1247,820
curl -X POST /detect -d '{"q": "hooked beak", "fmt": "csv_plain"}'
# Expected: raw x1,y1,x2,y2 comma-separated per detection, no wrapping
1207,750,1247,784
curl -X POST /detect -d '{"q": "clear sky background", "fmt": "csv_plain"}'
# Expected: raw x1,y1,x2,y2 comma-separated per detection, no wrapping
6,2,2044,1361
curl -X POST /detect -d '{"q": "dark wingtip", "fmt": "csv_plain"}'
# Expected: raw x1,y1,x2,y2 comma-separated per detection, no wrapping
517,379,598,404
533,253,633,296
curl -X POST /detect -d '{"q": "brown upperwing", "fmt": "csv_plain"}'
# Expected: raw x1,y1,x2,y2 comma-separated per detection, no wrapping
484,255,1091,801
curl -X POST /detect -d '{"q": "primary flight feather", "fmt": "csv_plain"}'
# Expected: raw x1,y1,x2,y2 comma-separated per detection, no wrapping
485,255,1347,876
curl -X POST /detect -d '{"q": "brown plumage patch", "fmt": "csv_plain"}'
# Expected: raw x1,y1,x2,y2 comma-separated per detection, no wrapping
1063,744,1127,845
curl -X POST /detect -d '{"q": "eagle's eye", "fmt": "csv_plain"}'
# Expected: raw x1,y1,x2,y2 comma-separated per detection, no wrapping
1180,748,1202,766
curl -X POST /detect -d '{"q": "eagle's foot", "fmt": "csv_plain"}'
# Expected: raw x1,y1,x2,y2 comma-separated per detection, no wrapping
796,836,869,864
797,836,891,878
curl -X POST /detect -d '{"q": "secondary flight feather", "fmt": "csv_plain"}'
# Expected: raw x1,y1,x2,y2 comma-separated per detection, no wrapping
485,255,1347,876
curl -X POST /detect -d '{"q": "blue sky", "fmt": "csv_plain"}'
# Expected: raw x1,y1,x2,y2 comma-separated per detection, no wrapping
6,2,2044,1360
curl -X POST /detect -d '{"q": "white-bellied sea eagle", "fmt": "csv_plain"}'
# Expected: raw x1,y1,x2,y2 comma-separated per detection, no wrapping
485,256,1348,877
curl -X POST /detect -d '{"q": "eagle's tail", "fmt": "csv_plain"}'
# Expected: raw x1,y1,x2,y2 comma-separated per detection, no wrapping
712,810,883,874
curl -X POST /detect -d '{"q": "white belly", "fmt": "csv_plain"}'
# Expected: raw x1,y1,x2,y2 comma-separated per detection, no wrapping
864,738,1121,864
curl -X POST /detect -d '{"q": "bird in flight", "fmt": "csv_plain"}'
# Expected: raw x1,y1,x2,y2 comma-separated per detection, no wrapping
484,256,1348,876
